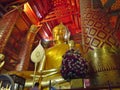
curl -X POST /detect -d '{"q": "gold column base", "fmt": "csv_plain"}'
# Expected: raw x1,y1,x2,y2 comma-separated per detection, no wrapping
71,79,84,89
90,70,120,87
85,46,120,88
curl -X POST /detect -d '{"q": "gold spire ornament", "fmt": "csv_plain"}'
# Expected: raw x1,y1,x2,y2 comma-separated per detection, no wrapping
0,54,5,69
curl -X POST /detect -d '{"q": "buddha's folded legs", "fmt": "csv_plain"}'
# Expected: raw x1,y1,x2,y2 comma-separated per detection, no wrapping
25,73,65,88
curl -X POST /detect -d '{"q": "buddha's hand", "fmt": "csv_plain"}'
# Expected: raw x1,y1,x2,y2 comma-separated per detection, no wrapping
0,54,5,69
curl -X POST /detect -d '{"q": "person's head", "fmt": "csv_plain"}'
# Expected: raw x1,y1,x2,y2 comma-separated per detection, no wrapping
52,23,70,44
34,82,39,87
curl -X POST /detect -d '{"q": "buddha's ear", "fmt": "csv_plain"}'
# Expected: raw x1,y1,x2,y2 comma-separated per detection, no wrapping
65,29,71,42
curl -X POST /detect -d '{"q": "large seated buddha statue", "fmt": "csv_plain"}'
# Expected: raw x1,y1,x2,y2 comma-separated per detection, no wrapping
24,23,84,90
40,23,71,89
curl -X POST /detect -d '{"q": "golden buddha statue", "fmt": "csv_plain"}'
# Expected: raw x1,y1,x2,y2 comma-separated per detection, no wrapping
24,23,83,90
3,23,84,90
43,23,70,70
38,23,70,89
5,23,83,90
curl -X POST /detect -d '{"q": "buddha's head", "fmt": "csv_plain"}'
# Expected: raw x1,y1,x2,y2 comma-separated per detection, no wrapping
52,23,70,44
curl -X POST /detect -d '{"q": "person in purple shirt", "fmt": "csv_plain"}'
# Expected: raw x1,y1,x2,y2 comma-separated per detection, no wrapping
30,82,40,90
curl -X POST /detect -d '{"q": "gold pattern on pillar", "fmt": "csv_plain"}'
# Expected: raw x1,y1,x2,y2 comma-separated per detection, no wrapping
80,0,120,87
111,0,120,11
16,25,39,71
0,10,19,53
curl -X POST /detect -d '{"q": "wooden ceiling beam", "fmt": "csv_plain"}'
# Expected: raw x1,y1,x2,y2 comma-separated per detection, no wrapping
41,12,79,23
40,6,79,23
104,0,116,8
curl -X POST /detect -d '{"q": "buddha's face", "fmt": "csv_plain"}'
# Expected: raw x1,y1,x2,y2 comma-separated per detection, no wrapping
52,24,66,42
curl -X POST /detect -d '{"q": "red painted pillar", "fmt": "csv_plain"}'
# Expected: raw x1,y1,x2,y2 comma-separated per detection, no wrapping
0,10,19,53
16,25,39,71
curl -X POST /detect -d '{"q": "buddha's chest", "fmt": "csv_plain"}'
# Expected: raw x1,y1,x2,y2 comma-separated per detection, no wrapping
45,44,69,69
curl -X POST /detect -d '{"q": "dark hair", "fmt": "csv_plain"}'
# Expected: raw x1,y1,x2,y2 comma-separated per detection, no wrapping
34,82,39,87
